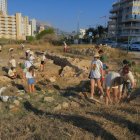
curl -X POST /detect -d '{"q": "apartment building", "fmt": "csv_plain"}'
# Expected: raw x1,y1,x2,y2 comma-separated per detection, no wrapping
0,0,7,15
30,19,37,36
108,0,140,41
0,13,29,40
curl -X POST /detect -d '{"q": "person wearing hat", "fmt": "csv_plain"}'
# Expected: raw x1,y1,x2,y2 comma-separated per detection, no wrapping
29,52,35,65
89,52,104,99
40,52,46,71
25,49,30,59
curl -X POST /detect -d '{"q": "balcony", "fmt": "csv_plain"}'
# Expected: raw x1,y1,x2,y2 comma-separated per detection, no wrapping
109,14,118,19
122,24,140,29
120,32,140,37
110,7,120,13
122,17,140,22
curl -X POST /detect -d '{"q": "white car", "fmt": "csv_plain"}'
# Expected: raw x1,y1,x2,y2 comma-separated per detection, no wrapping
130,42,140,51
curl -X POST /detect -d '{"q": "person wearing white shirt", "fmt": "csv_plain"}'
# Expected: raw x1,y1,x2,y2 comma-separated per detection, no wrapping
105,71,124,105
8,67,17,79
40,53,46,71
26,66,35,93
89,53,104,99
29,54,35,64
9,56,16,68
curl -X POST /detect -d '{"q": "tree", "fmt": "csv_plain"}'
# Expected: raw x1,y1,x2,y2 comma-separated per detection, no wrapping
36,28,55,40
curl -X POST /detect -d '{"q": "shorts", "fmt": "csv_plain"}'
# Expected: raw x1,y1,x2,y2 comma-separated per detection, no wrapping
106,84,123,92
90,78,101,80
28,78,35,85
41,61,45,65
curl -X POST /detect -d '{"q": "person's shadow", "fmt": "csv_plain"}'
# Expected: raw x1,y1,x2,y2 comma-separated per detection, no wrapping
24,101,117,140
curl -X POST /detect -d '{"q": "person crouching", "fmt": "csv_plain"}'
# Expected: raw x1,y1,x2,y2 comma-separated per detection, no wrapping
8,67,17,79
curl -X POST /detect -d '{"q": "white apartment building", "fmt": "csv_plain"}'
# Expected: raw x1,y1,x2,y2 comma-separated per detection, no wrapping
79,29,86,39
0,13,30,40
0,0,7,15
108,0,140,41
30,19,37,36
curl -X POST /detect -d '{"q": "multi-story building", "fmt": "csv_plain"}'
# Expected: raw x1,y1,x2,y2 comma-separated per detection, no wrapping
108,0,140,42
0,0,7,15
79,29,86,39
0,13,30,40
30,19,37,36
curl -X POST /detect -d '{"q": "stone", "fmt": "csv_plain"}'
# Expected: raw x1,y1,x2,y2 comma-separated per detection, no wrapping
44,97,55,102
38,94,44,99
49,77,56,83
48,60,54,64
24,95,30,99
62,102,69,109
48,89,54,94
13,100,20,106
34,62,40,68
17,97,23,101
70,101,80,108
0,76,11,83
53,104,62,111
9,105,15,109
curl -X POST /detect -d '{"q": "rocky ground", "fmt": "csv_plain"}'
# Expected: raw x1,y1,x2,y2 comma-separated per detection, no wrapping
0,44,140,140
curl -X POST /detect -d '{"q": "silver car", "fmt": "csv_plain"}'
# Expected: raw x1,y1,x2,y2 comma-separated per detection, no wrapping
130,42,140,51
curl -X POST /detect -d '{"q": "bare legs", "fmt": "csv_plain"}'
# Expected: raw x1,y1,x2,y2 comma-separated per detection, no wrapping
90,79,95,98
105,88,112,105
90,79,104,98
28,84,35,93
40,64,45,71
105,87,122,105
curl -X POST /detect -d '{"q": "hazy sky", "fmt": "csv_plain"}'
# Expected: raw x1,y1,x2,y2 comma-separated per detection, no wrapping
9,0,116,32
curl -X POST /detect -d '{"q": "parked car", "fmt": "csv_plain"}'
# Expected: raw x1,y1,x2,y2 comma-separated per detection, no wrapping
119,42,130,50
130,42,140,51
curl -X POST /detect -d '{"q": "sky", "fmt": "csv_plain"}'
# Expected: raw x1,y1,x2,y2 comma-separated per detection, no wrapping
8,0,116,32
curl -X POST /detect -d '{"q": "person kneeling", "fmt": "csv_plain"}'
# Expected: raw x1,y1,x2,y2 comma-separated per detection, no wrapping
8,67,17,79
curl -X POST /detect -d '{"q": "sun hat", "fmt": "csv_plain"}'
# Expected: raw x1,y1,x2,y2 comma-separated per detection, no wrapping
94,52,100,58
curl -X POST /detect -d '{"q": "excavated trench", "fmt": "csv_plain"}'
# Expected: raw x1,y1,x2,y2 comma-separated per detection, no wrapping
44,52,83,76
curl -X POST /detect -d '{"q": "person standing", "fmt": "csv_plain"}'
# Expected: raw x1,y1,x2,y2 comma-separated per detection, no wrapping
89,52,104,99
26,66,35,93
9,56,16,68
63,41,68,52
21,43,25,50
29,52,35,65
25,49,30,59
40,52,46,71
